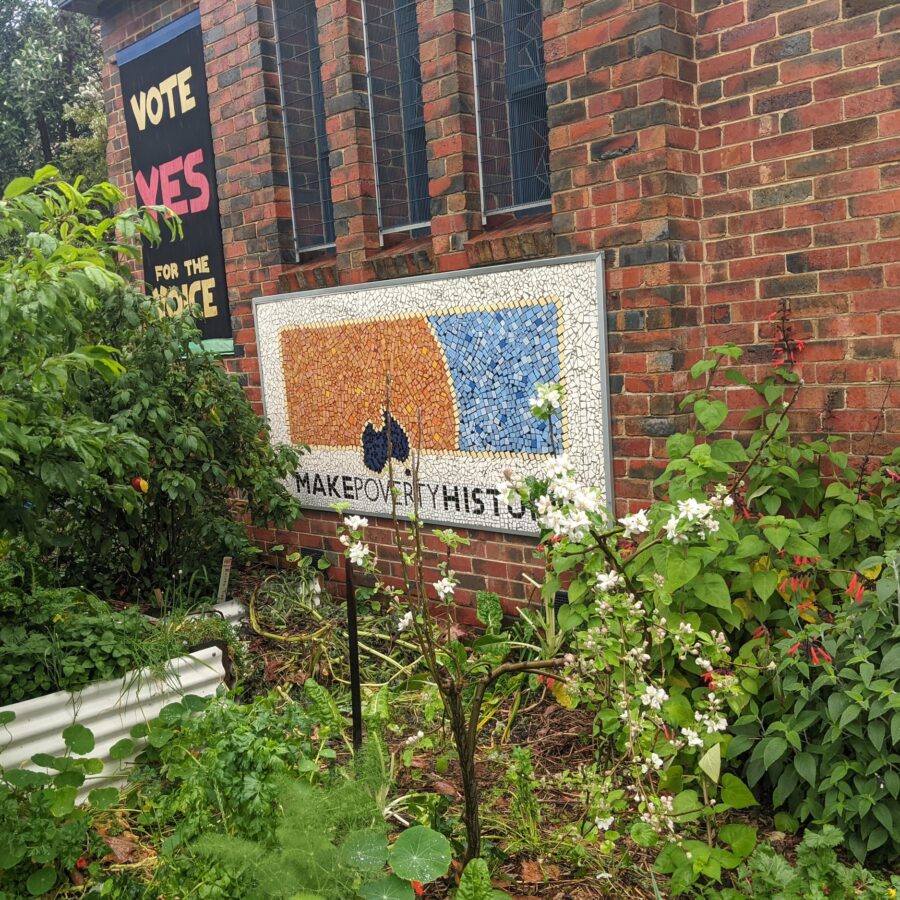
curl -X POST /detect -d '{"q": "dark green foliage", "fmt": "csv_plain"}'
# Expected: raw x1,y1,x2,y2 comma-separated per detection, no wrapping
0,721,112,898
0,0,105,186
709,826,900,899
130,693,329,848
0,168,301,595
0,583,154,704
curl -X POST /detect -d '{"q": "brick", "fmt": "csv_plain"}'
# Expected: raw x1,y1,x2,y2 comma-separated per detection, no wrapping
753,181,813,208
778,0,839,34
812,118,878,150
780,49,843,85
759,274,818,297
755,86,812,114
748,0,806,21
754,32,810,65
849,191,900,217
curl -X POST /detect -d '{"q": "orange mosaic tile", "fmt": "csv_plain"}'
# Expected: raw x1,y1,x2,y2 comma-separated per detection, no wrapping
280,317,458,450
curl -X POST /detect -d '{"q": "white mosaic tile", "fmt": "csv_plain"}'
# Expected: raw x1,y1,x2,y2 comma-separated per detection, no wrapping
253,256,612,534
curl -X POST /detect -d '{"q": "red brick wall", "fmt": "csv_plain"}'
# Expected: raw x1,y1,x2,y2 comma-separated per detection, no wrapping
95,0,900,608
696,0,900,458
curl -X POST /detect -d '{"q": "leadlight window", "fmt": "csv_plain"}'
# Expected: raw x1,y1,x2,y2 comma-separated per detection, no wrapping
274,0,335,253
362,0,430,235
470,0,551,219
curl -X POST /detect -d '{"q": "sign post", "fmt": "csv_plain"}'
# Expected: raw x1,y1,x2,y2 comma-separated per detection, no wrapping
118,11,233,353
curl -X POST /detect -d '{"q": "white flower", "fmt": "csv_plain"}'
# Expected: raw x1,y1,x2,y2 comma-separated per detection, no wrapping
348,542,370,566
434,577,455,601
596,570,624,592
620,509,650,538
397,610,413,633
339,533,351,547
529,383,563,416
681,727,704,748
649,752,664,770
640,684,669,710
404,729,424,746
595,815,614,832
343,515,369,530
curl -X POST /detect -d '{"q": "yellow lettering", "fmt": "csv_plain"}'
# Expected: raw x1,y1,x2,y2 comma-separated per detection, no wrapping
201,278,217,318
177,67,196,114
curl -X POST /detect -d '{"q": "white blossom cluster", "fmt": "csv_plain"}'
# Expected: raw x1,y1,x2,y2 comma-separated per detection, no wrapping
397,610,413,633
619,509,650,539
528,382,563,417
499,454,606,542
663,497,725,544
433,577,455,601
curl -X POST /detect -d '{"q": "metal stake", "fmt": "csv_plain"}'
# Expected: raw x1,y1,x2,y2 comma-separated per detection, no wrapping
344,557,364,750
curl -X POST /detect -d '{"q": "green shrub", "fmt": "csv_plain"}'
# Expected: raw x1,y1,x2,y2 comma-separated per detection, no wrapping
0,720,115,898
709,826,899,899
0,167,301,595
0,585,155,704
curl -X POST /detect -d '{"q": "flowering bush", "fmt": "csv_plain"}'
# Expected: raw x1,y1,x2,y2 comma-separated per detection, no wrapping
503,338,900,884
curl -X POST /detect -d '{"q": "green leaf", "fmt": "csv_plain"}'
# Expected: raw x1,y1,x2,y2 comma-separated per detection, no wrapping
0,839,26,870
358,875,415,900
773,811,799,833
764,527,790,551
666,554,702,592
456,858,505,900
390,826,452,883
49,785,78,817
667,433,695,459
0,711,14,727
698,743,721,784
696,572,732,611
721,774,757,810
690,358,718,379
109,738,135,760
881,642,900,675
475,592,502,632
695,399,728,433
88,786,120,809
794,752,816,786
752,570,778,602
630,821,659,848
762,736,788,770
4,176,35,199
62,723,95,755
26,868,57,896
339,829,388,872
718,823,757,859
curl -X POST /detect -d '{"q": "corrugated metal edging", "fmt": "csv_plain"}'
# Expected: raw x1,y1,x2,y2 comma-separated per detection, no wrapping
0,645,227,797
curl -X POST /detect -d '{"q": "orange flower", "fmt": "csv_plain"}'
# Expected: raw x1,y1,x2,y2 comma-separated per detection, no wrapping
411,882,424,896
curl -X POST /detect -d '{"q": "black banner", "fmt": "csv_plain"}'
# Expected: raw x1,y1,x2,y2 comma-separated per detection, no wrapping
118,11,232,347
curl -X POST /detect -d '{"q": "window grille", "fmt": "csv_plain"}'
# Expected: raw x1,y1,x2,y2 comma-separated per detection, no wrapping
274,0,336,254
362,0,430,235
470,0,551,219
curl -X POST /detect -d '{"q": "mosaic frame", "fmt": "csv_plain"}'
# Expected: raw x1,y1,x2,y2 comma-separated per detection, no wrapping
253,253,613,535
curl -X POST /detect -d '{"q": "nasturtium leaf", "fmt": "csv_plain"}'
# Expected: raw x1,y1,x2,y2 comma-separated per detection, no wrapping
109,738,135,760
0,839,26,869
339,828,388,872
721,774,757,810
182,693,209,712
89,787,120,809
49,785,78,817
773,811,799,833
26,867,57,896
389,826,452,883
358,875,415,900
62,723,95,755
0,711,15,727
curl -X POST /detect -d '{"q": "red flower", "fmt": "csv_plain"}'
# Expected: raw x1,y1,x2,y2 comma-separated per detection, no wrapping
412,881,424,896
886,468,900,484
752,625,768,640
846,574,865,605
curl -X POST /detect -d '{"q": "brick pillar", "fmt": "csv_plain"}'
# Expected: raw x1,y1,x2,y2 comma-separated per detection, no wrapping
542,0,704,509
318,0,381,282
418,0,482,271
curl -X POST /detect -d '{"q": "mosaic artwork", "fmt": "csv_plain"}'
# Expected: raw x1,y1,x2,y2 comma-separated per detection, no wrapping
254,257,611,534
